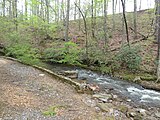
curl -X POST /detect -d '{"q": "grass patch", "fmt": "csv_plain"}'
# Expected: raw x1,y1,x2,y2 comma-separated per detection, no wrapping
42,105,68,117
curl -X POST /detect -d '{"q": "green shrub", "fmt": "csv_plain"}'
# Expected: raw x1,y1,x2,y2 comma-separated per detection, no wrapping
114,46,142,70
5,44,40,65
44,41,81,65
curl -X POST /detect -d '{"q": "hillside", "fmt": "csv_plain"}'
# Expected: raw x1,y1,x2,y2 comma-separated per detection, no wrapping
40,9,157,80
0,9,158,85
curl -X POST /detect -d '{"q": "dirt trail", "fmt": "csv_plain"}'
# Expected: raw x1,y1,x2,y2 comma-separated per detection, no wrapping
0,58,130,120
0,58,105,120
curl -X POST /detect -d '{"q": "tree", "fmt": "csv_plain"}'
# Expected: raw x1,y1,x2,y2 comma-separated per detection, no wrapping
155,0,158,40
103,0,108,49
2,0,6,17
9,0,12,19
75,2,88,59
25,0,28,20
133,0,137,39
156,0,160,82
78,0,81,31
12,0,18,31
45,0,49,23
65,0,70,41
74,0,77,20
112,0,115,32
139,0,142,10
91,0,95,38
121,0,130,46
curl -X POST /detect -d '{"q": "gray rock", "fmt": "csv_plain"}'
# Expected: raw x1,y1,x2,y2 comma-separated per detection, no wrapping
97,103,113,112
129,112,137,117
155,112,160,118
63,70,78,79
133,76,141,82
112,95,118,99
136,108,147,116
145,116,158,120
82,97,96,107
126,99,132,102
92,93,112,102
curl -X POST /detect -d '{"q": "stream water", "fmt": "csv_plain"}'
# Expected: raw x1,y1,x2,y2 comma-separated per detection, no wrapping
46,63,160,108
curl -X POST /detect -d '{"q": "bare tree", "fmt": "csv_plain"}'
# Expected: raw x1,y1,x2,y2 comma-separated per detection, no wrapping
25,0,28,20
75,2,88,58
74,0,77,20
134,0,137,39
2,0,5,17
9,0,12,19
65,0,70,41
91,0,95,38
112,0,115,32
103,0,108,48
156,0,160,82
45,0,50,23
121,0,130,46
78,0,81,31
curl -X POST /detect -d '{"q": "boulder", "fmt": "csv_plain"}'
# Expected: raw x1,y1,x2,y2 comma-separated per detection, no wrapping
133,76,141,83
127,109,143,120
155,112,160,118
97,103,113,112
145,116,158,120
92,93,112,102
129,112,137,117
117,105,128,113
63,70,78,79
88,84,100,92
136,108,147,116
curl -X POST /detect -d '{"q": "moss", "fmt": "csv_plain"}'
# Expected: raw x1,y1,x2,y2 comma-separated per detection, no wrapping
105,116,115,120
117,105,128,113
0,101,6,115
114,71,136,81
42,105,68,116
114,70,156,82
140,74,156,81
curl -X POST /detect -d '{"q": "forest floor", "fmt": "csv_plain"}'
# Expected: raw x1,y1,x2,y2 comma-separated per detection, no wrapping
0,57,131,120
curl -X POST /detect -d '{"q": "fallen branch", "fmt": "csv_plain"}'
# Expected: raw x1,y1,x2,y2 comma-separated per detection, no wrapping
110,38,147,52
129,27,148,40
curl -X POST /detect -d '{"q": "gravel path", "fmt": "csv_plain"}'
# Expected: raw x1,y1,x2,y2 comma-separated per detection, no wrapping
0,58,104,120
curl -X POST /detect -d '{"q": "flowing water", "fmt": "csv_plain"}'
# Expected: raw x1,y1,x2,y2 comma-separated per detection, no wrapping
46,63,160,108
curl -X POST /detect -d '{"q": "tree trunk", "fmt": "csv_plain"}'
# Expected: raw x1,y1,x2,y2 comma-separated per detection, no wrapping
74,0,77,20
75,2,88,59
12,0,18,31
155,0,158,41
156,0,160,82
61,0,65,21
65,0,70,41
112,0,115,32
104,0,108,49
45,0,49,23
121,0,130,46
9,0,12,19
78,0,81,31
25,0,28,20
3,0,5,17
134,0,137,39
91,0,95,38
139,0,142,10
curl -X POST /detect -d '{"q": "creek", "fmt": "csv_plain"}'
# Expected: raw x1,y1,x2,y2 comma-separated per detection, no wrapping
45,63,160,108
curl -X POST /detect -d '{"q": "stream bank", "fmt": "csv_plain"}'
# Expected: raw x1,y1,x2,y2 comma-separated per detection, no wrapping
44,61,159,91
